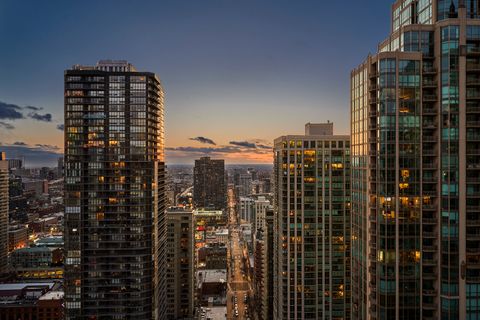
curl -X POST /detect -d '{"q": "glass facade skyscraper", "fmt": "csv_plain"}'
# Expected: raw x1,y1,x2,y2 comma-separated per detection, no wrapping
273,123,351,319
351,1,480,319
0,152,8,274
64,60,166,319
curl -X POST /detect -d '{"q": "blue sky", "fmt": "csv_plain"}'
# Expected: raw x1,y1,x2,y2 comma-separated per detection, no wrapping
0,0,390,165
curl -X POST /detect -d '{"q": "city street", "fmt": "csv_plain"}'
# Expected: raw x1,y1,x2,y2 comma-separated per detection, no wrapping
226,188,252,320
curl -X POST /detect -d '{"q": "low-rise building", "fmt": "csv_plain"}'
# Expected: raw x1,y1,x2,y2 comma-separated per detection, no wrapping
0,282,63,319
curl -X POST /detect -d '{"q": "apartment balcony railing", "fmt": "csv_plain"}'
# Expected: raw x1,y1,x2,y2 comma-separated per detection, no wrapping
466,176,480,182
467,105,480,113
467,79,480,86
423,217,437,224
423,135,437,142
423,67,437,74
423,94,438,101
422,80,437,87
467,94,480,100
423,162,438,169
467,148,480,154
467,120,480,126
467,63,480,71
423,244,438,252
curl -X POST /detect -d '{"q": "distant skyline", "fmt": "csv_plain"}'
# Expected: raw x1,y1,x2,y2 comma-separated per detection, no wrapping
0,0,389,166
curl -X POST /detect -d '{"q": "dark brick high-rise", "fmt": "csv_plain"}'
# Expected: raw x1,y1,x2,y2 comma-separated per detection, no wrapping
193,157,226,210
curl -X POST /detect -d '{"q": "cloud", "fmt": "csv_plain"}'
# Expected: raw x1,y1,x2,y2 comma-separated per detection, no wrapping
0,101,24,120
229,141,256,148
257,144,272,150
56,124,64,131
28,112,52,122
0,144,62,168
35,144,60,151
189,136,216,145
24,106,43,111
0,121,14,130
166,146,239,154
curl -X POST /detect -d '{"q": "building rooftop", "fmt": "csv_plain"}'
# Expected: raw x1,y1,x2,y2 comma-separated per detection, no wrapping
194,209,224,216
34,236,63,247
197,269,227,284
38,290,63,301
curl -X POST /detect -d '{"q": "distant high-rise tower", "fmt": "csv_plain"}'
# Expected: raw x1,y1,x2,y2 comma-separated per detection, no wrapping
165,207,195,319
193,157,226,209
64,60,166,319
352,1,480,319
0,152,8,274
273,123,351,319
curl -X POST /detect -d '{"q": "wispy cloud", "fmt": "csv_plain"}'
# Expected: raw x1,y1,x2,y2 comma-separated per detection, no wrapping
13,141,27,146
24,106,43,111
28,112,52,122
229,141,256,148
56,124,64,131
189,136,216,145
229,140,272,150
0,101,24,120
0,101,54,125
0,121,14,130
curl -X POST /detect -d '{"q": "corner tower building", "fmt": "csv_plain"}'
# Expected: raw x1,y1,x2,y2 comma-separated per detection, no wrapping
64,60,166,319
352,1,480,319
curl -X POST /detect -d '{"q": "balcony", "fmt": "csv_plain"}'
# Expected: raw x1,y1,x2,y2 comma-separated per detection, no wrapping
423,190,437,196
422,80,437,88
423,67,437,74
369,111,377,117
467,63,480,71
423,107,437,114
467,79,480,86
422,203,437,210
467,120,480,126
423,244,438,252
370,97,378,104
467,176,480,183
423,217,437,224
422,289,437,296
423,135,437,142
423,258,437,266
423,162,438,169
422,149,437,156
423,94,438,101
369,84,378,91
468,105,480,113
467,148,480,154
423,231,437,238
467,94,480,100
370,72,378,79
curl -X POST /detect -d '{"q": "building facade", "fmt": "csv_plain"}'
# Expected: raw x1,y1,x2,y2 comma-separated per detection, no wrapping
351,1,480,319
165,207,194,319
64,60,166,319
0,152,8,274
193,157,226,210
273,123,351,319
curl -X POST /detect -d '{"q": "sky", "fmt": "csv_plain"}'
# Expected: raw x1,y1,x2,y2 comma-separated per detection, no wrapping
0,0,390,166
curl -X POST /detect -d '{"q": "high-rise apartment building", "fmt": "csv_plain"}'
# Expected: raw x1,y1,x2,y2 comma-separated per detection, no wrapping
273,123,351,319
351,1,480,319
165,207,194,319
64,60,166,319
253,205,274,320
193,157,226,209
0,152,8,274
